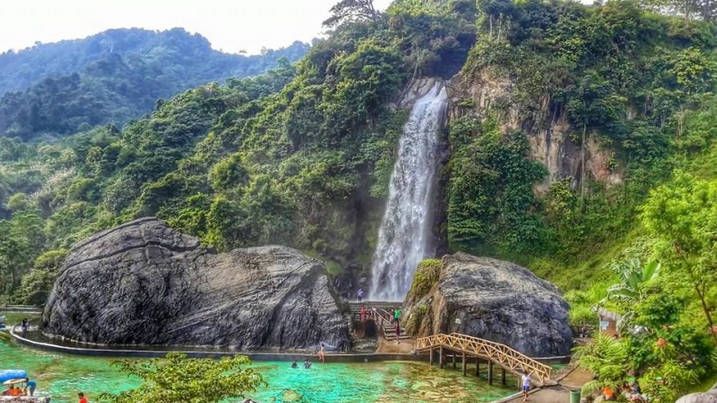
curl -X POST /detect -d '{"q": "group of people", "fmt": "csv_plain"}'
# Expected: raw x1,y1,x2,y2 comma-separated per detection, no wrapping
288,342,326,369
357,305,403,342
2,379,88,402
290,359,313,369
1,378,36,397
356,287,404,344
602,381,645,402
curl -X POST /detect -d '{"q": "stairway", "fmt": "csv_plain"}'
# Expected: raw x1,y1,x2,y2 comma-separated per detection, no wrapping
348,301,410,340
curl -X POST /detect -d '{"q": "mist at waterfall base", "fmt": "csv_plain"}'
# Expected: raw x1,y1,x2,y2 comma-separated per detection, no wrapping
369,81,448,301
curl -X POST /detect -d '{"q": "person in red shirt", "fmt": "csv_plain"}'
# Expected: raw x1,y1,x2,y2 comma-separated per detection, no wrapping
78,392,88,403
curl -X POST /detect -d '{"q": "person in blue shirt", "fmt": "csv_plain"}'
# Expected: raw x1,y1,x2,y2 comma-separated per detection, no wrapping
25,378,36,396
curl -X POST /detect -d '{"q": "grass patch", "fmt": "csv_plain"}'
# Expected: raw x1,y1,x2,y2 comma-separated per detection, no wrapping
688,370,717,394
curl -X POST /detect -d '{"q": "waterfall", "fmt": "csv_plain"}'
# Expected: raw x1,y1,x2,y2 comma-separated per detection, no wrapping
369,80,448,301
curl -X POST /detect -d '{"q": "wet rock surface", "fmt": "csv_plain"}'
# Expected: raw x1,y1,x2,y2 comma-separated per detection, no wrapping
42,217,350,351
403,253,573,357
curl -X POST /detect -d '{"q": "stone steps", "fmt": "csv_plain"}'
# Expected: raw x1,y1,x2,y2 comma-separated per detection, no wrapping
347,301,408,339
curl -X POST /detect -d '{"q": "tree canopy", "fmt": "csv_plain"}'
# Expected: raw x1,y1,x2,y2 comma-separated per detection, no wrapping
104,353,265,403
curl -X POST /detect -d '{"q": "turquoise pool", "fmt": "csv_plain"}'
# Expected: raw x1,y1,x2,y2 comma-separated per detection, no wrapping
0,339,517,402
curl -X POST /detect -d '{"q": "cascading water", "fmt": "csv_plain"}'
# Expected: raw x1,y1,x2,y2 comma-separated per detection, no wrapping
369,80,448,301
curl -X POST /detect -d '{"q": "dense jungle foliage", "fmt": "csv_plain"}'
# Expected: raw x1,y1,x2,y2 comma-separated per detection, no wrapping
1,0,716,399
0,28,309,139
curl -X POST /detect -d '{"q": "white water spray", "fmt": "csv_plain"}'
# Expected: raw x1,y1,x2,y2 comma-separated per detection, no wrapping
369,81,448,301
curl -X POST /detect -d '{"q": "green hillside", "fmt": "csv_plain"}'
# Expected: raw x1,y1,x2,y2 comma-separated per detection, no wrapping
0,28,308,139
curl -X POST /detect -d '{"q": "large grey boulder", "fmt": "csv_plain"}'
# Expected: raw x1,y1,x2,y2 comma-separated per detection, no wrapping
677,388,717,403
42,217,350,351
403,253,572,356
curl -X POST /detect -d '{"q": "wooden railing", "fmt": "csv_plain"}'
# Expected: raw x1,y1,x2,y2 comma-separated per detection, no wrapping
366,308,409,340
416,333,552,384
348,301,409,340
0,304,42,312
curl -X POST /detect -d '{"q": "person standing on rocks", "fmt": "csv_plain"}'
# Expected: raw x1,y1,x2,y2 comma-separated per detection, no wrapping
357,288,364,303
521,372,531,401
317,343,326,363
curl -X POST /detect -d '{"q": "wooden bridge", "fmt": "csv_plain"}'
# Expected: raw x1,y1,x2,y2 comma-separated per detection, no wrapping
416,333,553,385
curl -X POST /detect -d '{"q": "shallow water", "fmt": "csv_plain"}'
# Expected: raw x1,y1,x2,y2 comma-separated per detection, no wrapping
0,339,517,402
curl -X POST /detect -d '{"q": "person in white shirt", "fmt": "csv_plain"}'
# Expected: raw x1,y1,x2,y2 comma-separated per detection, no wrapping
521,372,531,402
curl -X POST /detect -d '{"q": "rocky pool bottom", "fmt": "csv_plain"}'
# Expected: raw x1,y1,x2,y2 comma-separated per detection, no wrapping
0,339,518,402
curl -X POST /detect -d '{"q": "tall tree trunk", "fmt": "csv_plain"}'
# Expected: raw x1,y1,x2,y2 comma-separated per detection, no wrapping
489,15,493,39
677,107,685,138
703,0,712,22
695,282,717,344
497,15,503,40
678,249,717,344
580,123,586,206
9,269,16,295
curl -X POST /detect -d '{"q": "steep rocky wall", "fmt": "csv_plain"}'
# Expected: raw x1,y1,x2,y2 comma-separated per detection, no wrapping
447,68,622,192
42,217,351,351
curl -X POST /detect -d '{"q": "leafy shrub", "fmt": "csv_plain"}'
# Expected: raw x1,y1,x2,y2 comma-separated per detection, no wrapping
104,353,265,403
407,259,442,302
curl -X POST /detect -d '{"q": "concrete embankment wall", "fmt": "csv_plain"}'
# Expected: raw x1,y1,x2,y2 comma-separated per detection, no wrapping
9,328,419,362
9,327,570,365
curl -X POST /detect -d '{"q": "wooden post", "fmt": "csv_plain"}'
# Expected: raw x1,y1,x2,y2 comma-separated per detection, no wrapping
429,347,433,366
501,368,506,385
452,352,456,369
439,346,444,369
462,352,466,376
489,361,494,385
476,358,480,377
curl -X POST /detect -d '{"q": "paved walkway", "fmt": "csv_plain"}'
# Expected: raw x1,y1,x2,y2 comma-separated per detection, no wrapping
560,367,593,389
502,367,592,402
375,336,415,354
504,386,571,403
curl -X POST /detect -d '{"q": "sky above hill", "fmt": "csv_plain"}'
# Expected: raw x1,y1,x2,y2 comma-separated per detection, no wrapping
0,0,393,55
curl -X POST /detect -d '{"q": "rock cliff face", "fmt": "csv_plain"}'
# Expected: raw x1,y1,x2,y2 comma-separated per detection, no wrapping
447,68,623,193
403,253,572,357
42,217,351,351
